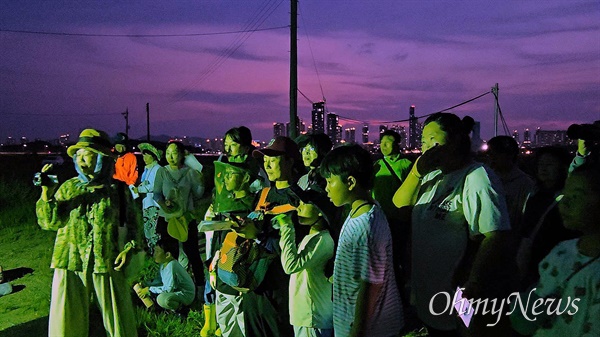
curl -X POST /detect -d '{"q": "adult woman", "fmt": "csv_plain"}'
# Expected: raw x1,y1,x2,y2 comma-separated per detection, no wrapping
296,133,332,191
153,141,205,287
134,143,163,252
393,113,513,336
36,129,141,337
518,146,578,288
238,136,306,337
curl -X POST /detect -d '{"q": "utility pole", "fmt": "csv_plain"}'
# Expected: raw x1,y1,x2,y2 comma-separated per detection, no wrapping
289,0,298,139
122,107,130,138
146,103,150,141
492,83,499,137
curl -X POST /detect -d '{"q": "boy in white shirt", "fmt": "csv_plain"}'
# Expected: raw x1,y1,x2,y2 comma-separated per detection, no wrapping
134,238,195,312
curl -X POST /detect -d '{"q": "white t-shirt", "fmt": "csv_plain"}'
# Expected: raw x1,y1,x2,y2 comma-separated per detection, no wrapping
333,204,404,337
279,225,334,329
411,161,511,330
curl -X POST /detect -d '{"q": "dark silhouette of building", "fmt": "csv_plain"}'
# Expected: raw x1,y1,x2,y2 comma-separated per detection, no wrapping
326,113,340,144
408,105,422,149
362,124,369,144
312,101,325,134
274,123,286,138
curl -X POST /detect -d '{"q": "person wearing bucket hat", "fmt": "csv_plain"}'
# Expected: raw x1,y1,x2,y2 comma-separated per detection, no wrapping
113,132,139,186
37,128,142,337
134,143,164,252
276,184,336,337
202,160,257,337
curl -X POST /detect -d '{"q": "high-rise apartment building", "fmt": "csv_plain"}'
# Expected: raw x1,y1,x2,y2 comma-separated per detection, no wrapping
408,105,422,149
362,124,369,144
523,128,532,147
344,127,356,143
512,130,520,145
273,123,286,138
535,128,569,147
312,101,325,134
326,113,339,144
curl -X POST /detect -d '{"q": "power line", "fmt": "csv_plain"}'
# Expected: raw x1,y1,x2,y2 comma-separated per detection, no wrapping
334,90,492,124
2,112,122,116
298,2,326,102
0,26,289,38
297,88,314,104
159,0,285,110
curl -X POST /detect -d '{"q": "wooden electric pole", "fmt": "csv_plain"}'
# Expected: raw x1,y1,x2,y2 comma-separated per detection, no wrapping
122,107,130,138
289,0,298,139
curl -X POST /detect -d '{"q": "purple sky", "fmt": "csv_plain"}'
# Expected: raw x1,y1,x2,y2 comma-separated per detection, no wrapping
1,0,599,143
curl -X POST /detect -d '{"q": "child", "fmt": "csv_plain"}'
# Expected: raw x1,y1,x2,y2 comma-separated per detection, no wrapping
513,163,599,336
277,187,335,337
319,144,403,337
206,161,257,337
134,238,195,312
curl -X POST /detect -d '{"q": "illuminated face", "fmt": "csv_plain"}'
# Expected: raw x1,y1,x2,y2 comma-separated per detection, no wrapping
559,174,598,233
380,135,398,157
142,152,155,166
166,143,183,167
114,144,126,154
75,148,98,175
296,201,320,225
153,245,169,264
264,155,292,182
224,168,247,192
421,121,447,153
224,135,242,157
325,174,351,207
302,144,318,168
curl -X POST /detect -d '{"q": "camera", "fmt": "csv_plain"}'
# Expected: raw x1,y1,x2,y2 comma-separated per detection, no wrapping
33,172,58,187
567,121,600,141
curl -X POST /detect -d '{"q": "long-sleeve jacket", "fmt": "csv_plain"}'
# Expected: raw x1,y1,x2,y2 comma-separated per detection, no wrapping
36,178,142,273
113,152,138,186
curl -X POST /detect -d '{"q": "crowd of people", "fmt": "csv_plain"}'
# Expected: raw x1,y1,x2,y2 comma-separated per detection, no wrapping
31,112,599,337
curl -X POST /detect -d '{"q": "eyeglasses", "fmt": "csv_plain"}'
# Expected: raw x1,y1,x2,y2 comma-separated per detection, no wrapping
302,146,316,153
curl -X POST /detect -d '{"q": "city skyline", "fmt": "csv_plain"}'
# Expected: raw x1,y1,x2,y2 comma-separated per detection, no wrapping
1,1,599,142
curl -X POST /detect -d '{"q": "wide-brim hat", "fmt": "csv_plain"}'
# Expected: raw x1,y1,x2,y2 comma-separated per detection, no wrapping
138,143,163,161
252,136,301,163
214,161,256,180
67,129,114,158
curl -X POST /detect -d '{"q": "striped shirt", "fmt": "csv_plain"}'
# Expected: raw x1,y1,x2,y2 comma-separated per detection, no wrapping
333,204,403,337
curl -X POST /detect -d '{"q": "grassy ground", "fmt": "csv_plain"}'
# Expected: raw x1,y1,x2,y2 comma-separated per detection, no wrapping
0,154,428,337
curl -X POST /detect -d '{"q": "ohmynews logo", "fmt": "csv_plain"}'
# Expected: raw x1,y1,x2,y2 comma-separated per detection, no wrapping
429,288,580,327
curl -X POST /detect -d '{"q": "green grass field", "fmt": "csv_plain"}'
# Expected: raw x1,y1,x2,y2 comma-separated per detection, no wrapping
0,154,428,337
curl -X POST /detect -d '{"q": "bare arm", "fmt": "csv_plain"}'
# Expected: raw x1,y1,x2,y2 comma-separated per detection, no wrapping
350,280,383,337
392,159,422,208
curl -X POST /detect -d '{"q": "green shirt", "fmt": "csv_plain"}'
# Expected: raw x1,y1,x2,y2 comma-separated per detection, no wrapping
36,178,142,273
372,155,412,220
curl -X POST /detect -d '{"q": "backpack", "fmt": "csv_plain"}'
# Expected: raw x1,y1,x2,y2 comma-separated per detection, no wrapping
216,231,275,292
216,187,295,292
